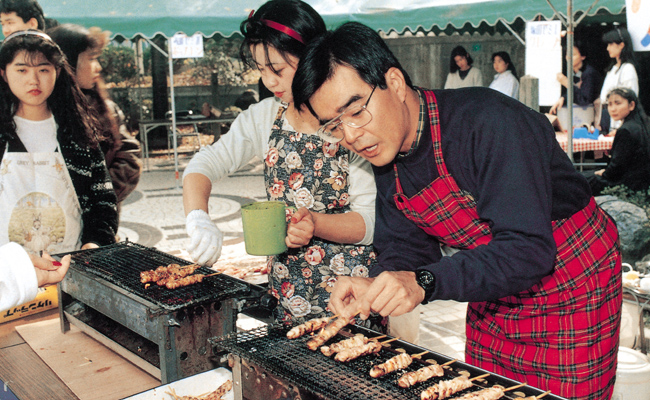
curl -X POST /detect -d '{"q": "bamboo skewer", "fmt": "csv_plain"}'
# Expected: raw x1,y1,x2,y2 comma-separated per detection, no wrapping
469,373,491,382
503,383,527,392
442,359,456,366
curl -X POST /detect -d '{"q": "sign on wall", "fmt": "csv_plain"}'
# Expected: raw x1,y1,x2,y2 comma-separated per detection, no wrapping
626,0,650,51
170,33,204,59
525,21,562,106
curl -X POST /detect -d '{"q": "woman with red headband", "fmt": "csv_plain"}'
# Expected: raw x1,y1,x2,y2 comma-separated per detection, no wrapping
182,0,386,333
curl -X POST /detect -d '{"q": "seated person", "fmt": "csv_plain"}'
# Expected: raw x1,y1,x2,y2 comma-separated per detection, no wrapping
583,87,650,195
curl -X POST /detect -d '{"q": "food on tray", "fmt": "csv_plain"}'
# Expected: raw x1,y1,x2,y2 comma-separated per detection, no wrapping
306,316,349,350
454,386,505,400
140,264,200,285
166,379,232,400
286,316,333,339
398,363,445,388
370,352,413,378
334,340,384,362
214,263,269,281
421,375,473,400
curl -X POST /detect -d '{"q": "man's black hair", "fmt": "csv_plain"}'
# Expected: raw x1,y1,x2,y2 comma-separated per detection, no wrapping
0,0,45,30
292,21,413,112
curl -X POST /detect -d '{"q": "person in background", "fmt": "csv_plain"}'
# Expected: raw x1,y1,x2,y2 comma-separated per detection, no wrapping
597,27,639,134
182,0,385,334
0,242,70,312
584,87,650,195
0,0,43,37
234,89,259,111
292,21,620,400
0,30,118,255
488,51,519,99
48,24,143,213
444,45,482,89
549,40,602,128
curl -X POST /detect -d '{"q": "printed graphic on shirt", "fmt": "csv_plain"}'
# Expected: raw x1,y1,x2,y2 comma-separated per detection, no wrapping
8,192,65,255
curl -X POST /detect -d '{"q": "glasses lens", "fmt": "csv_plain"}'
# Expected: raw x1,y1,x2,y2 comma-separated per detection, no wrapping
317,120,344,143
341,106,372,128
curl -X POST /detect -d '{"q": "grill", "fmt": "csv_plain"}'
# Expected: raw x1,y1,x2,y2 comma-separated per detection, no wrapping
58,241,265,383
211,325,568,400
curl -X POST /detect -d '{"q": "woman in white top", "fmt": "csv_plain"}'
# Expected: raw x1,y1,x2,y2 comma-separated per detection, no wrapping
488,51,519,99
598,27,639,133
444,46,483,89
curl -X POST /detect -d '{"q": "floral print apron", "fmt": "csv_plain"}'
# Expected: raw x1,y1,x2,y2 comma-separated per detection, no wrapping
264,104,384,331
392,89,621,400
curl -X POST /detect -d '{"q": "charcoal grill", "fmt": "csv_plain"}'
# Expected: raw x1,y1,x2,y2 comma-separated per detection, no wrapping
211,324,569,400
58,241,269,383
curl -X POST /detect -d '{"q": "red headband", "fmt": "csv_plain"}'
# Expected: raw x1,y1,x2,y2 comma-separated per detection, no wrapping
247,9,305,44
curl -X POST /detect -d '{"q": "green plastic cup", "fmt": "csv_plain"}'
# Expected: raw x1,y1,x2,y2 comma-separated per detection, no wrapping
240,201,288,255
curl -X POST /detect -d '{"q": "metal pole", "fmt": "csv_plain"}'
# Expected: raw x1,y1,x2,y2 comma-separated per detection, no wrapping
566,0,574,159
169,48,179,188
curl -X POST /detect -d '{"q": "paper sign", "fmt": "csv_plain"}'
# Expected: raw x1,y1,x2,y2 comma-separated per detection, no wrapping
626,0,650,51
525,21,562,106
170,33,204,59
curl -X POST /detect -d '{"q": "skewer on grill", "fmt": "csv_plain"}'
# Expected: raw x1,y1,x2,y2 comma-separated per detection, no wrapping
140,263,200,284
420,373,490,400
306,313,356,351
398,359,456,388
287,315,338,339
320,333,386,356
334,337,400,362
369,350,428,378
455,383,526,400
512,389,551,400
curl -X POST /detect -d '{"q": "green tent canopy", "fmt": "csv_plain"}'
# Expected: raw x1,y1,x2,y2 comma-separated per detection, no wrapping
37,0,625,39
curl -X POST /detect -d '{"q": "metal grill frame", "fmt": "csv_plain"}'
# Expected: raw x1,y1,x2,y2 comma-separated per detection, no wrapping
58,241,252,383
211,325,569,400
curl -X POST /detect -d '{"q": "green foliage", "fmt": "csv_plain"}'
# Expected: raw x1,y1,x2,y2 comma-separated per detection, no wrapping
602,185,650,217
187,37,253,87
101,45,139,85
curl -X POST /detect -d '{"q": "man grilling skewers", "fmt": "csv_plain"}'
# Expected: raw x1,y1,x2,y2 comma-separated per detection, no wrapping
292,21,621,400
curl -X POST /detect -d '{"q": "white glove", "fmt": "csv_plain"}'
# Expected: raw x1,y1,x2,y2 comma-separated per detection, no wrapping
186,209,223,266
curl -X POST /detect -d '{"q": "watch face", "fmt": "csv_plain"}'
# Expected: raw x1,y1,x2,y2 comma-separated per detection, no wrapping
417,270,435,288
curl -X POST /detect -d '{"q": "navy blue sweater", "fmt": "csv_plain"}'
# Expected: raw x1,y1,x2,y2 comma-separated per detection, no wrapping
372,88,592,302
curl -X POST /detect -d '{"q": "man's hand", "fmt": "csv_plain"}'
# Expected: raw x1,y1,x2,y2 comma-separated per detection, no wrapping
286,207,315,248
329,271,425,320
30,253,71,287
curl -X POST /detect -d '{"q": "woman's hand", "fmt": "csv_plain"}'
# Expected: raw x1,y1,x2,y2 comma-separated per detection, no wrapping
286,207,316,247
549,97,564,115
556,73,568,87
30,253,71,287
595,169,605,176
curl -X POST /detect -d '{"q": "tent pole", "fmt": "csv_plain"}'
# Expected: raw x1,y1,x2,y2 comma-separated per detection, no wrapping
498,19,525,46
567,0,574,160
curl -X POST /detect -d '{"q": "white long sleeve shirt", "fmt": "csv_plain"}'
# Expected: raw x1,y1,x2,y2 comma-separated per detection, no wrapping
489,70,519,99
0,242,37,312
183,97,377,245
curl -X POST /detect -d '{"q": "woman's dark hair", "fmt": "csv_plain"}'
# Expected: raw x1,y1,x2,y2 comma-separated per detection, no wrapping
573,40,589,72
48,24,118,148
239,0,326,75
607,87,650,133
602,27,637,73
0,31,99,147
292,22,413,112
491,51,518,81
449,45,473,73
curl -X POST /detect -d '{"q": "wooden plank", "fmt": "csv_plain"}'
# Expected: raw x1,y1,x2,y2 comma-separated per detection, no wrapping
0,343,77,400
0,308,60,349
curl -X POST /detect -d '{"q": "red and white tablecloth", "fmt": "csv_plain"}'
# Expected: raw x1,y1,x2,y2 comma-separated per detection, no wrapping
555,133,614,152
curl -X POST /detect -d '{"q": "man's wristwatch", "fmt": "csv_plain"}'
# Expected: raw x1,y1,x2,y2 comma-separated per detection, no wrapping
415,269,436,305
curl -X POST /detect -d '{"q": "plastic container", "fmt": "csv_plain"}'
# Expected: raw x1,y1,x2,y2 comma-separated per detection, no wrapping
240,201,288,256
611,347,650,400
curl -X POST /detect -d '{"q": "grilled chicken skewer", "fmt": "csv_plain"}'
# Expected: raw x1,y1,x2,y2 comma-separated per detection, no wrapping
455,383,526,400
513,390,551,400
164,272,220,289
306,315,351,351
334,337,400,362
398,359,456,388
370,350,428,378
421,373,490,400
140,263,200,284
286,316,336,339
320,334,386,356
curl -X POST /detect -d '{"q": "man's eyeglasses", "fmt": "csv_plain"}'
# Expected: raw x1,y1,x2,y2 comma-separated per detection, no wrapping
316,85,376,144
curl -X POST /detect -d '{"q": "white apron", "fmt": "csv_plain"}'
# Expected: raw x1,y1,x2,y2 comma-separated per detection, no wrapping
0,141,83,255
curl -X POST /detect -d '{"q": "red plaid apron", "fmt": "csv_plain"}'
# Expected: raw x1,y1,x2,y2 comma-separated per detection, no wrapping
393,90,621,400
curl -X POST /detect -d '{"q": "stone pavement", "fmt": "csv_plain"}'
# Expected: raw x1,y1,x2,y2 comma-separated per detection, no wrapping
118,153,467,360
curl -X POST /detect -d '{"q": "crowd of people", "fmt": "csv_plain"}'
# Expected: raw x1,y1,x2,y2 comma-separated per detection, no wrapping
1,1,648,399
